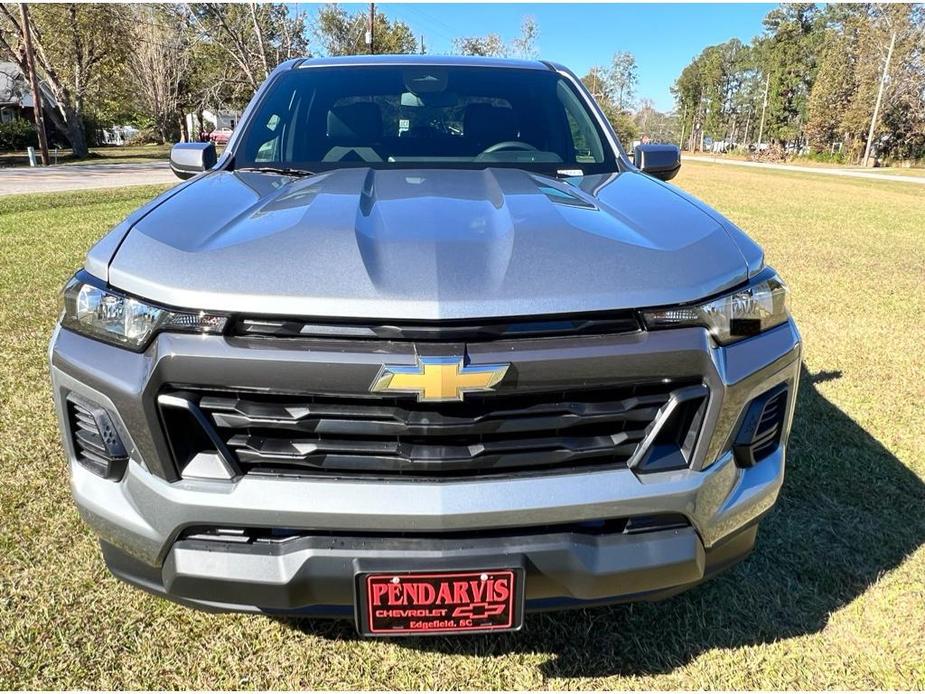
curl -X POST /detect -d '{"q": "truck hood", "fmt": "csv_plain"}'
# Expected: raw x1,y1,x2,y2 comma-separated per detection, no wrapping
108,167,749,320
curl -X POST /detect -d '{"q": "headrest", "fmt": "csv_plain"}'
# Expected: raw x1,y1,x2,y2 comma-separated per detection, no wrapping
464,103,518,144
327,102,382,140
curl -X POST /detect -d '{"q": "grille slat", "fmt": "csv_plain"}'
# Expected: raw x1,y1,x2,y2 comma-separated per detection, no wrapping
74,427,108,454
227,429,645,473
161,381,704,479
201,394,667,438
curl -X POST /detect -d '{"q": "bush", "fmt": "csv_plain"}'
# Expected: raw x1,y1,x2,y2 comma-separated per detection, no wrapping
799,150,847,165
0,118,38,151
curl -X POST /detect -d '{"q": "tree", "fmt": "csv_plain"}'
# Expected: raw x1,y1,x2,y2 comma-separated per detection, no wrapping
804,7,860,153
452,15,539,59
633,99,680,144
756,3,821,145
128,5,191,144
607,51,638,112
452,33,506,57
805,3,925,163
313,4,416,56
582,57,641,145
856,4,924,164
876,5,925,162
185,3,308,97
671,2,925,163
582,66,610,101
597,99,639,146
509,16,539,60
671,56,704,150
0,3,129,157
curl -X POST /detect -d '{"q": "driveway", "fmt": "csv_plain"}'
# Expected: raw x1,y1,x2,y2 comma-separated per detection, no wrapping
684,155,925,185
0,161,176,196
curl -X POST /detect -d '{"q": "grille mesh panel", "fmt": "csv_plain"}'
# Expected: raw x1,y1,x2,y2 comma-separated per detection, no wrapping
161,382,705,479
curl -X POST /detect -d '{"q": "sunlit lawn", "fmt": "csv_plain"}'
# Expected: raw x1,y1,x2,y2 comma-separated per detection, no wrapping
0,163,923,688
0,144,174,167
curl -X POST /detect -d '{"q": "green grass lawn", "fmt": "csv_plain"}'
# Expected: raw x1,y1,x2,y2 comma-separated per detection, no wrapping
1,164,923,689
0,144,172,167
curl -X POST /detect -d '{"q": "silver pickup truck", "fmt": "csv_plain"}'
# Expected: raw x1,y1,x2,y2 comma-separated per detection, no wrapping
49,55,800,636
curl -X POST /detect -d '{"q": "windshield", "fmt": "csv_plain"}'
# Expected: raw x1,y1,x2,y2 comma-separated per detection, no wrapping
233,65,618,175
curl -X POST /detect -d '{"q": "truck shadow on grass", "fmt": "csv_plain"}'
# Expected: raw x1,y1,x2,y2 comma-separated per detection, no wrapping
281,365,925,677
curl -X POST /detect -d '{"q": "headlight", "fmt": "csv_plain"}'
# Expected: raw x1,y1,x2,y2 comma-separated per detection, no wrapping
61,272,227,351
642,269,789,345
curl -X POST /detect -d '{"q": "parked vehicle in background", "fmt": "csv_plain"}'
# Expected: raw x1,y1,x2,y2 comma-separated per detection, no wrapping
208,127,233,145
50,55,800,637
99,125,140,146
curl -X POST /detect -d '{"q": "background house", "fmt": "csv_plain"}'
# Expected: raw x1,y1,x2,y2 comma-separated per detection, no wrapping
185,109,242,140
0,61,32,124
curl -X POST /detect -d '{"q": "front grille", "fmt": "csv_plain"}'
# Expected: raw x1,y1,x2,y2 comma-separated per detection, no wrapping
159,381,707,480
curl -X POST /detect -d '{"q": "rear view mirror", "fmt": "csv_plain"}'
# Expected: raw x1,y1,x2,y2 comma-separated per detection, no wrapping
633,144,681,181
170,142,217,180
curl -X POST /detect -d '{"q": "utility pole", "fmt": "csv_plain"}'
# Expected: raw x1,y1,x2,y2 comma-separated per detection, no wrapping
19,3,48,166
757,72,770,146
420,34,425,55
367,3,375,55
863,29,896,168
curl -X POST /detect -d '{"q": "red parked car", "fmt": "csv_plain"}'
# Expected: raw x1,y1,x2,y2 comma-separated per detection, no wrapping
208,128,233,145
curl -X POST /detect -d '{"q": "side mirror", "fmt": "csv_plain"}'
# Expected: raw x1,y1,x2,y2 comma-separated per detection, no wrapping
169,142,217,180
633,144,681,181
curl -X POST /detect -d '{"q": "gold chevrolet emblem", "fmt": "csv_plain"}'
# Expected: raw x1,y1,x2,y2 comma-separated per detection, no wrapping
371,356,509,402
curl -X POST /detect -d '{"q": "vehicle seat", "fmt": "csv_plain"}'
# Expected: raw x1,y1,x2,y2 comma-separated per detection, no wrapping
324,102,383,162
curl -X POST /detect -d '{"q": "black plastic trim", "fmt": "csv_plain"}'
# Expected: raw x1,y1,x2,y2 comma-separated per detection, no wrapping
733,382,789,468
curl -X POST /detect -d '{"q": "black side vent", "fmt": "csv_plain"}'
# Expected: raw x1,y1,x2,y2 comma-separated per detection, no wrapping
733,383,789,468
629,384,709,474
66,396,128,480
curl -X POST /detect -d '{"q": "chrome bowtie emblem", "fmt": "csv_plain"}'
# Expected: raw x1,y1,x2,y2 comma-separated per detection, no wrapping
370,356,509,402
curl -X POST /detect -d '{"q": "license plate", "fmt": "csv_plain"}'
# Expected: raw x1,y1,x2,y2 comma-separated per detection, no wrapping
358,569,523,635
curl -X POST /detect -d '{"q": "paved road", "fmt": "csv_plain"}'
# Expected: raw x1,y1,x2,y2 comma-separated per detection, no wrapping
684,155,925,185
0,161,176,196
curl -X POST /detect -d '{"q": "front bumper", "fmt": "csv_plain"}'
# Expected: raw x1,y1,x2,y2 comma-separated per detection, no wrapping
101,520,759,616
50,319,801,614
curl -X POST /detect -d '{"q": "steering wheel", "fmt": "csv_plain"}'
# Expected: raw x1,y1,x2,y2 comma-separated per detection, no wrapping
479,140,538,155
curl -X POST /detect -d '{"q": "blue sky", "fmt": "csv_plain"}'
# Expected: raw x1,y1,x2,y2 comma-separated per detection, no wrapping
294,3,776,111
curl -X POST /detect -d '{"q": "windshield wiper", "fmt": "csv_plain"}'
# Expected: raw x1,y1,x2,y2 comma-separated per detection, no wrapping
236,166,315,177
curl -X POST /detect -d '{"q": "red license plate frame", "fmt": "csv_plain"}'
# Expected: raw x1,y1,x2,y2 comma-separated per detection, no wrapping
358,568,524,636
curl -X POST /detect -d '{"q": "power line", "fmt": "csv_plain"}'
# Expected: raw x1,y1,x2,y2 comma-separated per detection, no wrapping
387,5,455,47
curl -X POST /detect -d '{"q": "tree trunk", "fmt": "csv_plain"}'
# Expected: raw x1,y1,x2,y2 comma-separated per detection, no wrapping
41,101,87,157
66,114,88,158
60,99,88,158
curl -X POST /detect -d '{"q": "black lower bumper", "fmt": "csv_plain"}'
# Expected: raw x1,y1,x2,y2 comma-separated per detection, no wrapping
101,522,758,618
